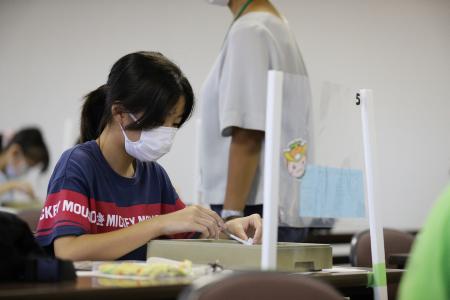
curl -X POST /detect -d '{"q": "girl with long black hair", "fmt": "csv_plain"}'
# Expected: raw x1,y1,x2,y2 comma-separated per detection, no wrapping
35,51,261,261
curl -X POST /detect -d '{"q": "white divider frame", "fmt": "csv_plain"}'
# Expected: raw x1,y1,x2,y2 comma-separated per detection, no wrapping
261,70,284,270
359,89,388,300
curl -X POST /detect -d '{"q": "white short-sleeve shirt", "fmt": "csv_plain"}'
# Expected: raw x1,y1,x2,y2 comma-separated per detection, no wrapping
199,12,311,225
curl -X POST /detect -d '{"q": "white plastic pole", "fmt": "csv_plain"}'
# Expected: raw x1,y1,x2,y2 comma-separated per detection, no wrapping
261,71,283,270
359,89,388,300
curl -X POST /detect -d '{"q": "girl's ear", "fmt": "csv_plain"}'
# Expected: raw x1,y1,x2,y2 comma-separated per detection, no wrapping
111,103,127,126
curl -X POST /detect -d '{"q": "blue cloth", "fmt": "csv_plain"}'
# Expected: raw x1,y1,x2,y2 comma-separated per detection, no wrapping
299,165,365,218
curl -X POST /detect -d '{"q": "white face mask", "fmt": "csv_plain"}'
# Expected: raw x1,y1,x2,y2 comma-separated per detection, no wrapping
120,114,178,162
5,161,28,178
206,0,229,6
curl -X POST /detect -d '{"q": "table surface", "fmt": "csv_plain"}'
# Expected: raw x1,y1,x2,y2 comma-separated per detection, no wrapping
0,268,404,300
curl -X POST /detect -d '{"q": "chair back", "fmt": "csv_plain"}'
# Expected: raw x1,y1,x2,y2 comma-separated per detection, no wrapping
350,228,414,268
179,272,343,300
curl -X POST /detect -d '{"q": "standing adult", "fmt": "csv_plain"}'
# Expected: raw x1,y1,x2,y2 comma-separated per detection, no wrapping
200,0,312,241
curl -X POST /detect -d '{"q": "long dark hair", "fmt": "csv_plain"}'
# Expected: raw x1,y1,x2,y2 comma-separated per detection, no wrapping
1,128,50,173
80,51,194,143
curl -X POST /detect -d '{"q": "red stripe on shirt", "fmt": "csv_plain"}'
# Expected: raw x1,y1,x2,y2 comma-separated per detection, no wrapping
36,189,187,236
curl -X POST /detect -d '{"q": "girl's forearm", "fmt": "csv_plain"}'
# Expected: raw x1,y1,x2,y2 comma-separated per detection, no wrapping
54,216,164,261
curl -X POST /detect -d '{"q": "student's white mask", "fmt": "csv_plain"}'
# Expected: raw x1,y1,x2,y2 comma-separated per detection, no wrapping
5,160,28,178
206,0,229,6
120,114,177,162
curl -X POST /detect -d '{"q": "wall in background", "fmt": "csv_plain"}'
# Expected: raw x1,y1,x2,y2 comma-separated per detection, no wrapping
1,0,449,231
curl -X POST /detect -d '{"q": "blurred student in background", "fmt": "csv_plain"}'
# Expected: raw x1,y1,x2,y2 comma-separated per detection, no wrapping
0,127,49,203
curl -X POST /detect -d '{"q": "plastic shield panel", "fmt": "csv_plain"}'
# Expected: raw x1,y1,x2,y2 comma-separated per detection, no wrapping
277,77,367,228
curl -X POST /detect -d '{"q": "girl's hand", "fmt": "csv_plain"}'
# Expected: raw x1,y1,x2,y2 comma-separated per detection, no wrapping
225,214,262,244
156,205,225,239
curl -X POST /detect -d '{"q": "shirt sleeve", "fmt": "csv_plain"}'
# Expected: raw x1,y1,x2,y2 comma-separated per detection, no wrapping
219,23,272,137
398,186,450,300
35,156,91,251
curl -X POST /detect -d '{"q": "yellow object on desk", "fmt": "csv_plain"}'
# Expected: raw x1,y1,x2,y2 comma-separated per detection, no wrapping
98,259,192,278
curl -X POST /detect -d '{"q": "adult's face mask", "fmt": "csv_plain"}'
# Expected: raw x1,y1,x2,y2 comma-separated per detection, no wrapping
206,0,229,6
120,114,177,162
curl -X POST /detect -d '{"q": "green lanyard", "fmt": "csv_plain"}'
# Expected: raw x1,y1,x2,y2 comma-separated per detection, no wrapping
234,0,254,22
222,0,254,47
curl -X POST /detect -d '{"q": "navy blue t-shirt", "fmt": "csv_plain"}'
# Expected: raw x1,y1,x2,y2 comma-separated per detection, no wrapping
35,141,192,260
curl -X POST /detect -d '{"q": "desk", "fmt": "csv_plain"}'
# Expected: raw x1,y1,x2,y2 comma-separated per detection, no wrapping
0,269,404,300
0,277,184,300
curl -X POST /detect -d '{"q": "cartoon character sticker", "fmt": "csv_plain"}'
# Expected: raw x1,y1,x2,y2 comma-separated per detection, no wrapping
283,139,307,179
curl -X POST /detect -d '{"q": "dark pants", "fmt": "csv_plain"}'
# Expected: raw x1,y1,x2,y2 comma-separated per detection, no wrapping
210,204,309,243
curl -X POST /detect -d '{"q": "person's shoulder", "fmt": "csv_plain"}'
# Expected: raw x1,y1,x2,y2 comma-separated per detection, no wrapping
232,12,284,33
52,141,99,179
230,15,267,36
60,141,98,166
227,13,283,47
